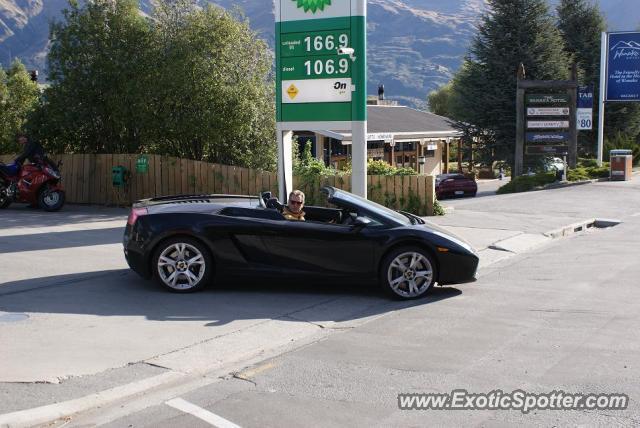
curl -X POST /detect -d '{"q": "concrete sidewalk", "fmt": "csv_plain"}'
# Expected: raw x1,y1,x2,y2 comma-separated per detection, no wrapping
431,176,640,269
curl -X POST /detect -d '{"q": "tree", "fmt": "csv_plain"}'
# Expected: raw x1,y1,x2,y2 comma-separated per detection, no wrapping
0,60,40,153
558,0,600,156
31,0,152,154
427,83,454,118
450,0,570,170
145,4,276,170
30,0,276,171
558,0,640,155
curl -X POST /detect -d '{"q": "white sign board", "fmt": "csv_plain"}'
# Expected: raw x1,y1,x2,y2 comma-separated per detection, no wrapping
527,107,570,116
367,132,393,142
527,121,570,129
577,108,593,130
281,78,352,104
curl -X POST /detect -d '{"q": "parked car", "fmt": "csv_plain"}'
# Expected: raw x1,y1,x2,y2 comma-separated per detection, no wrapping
435,174,478,199
123,187,479,300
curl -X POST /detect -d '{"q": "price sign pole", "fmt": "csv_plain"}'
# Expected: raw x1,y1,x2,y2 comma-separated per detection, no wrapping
276,0,367,200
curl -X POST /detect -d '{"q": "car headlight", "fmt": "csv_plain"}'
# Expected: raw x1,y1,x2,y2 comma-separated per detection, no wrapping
432,230,476,254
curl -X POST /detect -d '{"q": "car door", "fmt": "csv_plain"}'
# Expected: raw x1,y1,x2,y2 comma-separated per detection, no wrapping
261,218,377,279
202,209,283,275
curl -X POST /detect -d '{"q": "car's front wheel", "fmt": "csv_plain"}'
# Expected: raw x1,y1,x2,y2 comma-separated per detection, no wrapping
380,247,437,299
152,237,212,293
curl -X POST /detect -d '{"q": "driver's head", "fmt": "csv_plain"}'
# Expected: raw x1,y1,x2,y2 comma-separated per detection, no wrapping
16,133,28,145
287,190,305,213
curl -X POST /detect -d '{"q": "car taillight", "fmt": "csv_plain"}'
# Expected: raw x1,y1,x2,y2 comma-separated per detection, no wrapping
127,207,148,226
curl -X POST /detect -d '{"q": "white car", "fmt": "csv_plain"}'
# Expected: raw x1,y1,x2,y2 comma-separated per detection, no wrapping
542,157,565,172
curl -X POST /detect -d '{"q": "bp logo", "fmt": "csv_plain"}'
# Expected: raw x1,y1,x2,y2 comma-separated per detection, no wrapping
294,0,332,13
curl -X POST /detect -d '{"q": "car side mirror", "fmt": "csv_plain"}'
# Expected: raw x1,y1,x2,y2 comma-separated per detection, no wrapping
351,216,372,230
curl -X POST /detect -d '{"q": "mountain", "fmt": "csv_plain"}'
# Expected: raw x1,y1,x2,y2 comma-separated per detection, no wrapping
1,0,638,108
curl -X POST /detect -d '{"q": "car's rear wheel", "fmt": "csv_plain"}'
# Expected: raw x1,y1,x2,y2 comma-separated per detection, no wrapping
153,237,212,293
380,247,437,299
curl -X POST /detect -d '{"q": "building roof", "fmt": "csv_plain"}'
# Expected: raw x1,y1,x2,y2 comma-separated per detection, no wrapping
367,105,457,134
316,105,461,142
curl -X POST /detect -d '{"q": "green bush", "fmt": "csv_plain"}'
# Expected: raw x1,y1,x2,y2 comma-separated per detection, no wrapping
497,172,556,194
567,167,590,181
366,159,397,175
341,159,418,176
567,164,610,181
433,199,446,216
578,158,598,168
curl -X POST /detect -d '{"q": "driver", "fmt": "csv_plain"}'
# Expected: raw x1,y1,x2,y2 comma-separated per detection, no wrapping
282,190,306,221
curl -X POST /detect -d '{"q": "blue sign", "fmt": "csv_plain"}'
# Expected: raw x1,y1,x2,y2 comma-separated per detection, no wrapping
606,32,640,101
526,132,570,143
578,85,594,108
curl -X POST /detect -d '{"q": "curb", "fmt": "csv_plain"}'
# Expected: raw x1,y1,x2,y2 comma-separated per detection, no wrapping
479,217,622,270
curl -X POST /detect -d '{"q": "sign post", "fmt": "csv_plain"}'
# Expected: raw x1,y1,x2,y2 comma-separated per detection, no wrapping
276,0,367,200
516,79,577,177
597,31,640,165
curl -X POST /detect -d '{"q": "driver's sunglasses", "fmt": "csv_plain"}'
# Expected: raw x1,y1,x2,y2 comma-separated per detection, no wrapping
289,199,303,206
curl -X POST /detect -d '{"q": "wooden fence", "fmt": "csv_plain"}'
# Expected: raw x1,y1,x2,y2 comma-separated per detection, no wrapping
0,154,435,215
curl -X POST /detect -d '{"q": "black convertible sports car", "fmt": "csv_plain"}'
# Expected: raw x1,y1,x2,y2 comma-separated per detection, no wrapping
123,187,478,299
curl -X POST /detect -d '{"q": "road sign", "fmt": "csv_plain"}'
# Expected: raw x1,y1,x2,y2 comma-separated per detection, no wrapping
577,85,594,130
275,0,368,199
526,132,569,143
528,121,570,129
526,145,569,155
136,155,149,174
577,109,593,130
527,107,570,116
526,94,570,105
606,32,640,102
276,0,366,126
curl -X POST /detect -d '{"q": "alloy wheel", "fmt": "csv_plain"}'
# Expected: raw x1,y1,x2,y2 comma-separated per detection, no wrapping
157,243,206,291
387,251,434,298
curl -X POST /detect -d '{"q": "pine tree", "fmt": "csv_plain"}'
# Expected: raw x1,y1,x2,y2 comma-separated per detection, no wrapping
452,0,570,168
559,0,640,155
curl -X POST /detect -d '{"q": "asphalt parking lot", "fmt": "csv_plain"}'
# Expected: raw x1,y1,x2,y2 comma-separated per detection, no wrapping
2,176,640,426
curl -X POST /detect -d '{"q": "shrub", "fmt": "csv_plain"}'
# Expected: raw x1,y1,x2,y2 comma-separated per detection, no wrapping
578,158,598,168
497,172,556,194
567,167,590,181
341,159,419,176
432,199,446,216
567,164,610,181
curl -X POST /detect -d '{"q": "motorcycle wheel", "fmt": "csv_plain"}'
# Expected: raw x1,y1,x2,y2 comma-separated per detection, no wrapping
0,185,11,209
38,184,65,212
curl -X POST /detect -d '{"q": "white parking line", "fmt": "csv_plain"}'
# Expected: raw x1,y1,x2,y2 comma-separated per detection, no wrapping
166,398,242,428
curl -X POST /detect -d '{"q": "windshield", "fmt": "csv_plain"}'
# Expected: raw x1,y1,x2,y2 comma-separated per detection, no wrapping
329,189,411,225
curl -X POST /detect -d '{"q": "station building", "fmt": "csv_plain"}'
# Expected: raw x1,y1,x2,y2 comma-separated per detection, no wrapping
294,99,462,175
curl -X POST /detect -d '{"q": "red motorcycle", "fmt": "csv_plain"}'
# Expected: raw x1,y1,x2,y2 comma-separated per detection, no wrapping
0,160,65,211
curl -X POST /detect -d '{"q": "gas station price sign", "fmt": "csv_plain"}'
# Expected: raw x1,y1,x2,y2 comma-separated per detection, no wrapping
276,0,366,125
280,30,351,57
